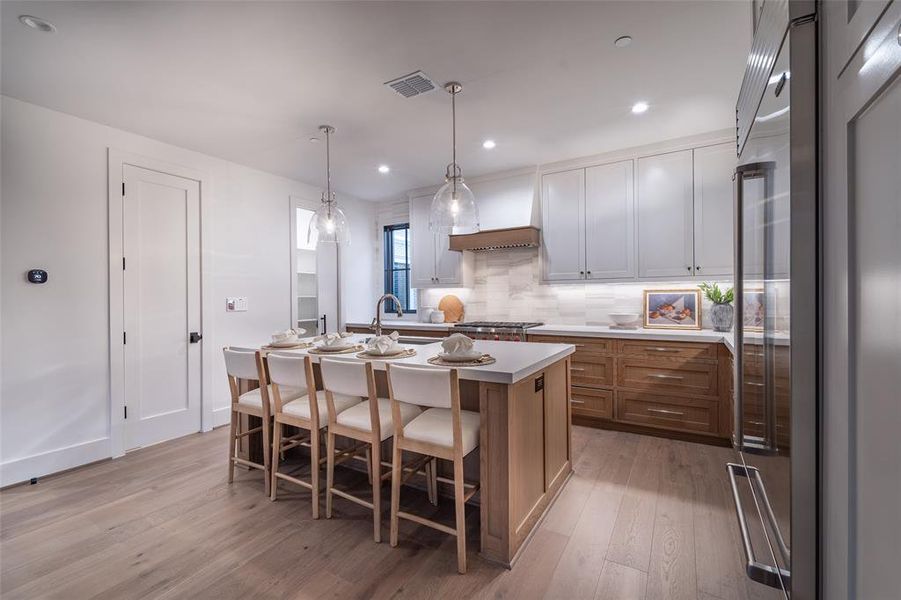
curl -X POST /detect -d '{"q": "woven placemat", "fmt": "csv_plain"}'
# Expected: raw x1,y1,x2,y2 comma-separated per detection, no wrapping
263,341,313,350
354,348,417,360
427,354,496,367
307,344,365,355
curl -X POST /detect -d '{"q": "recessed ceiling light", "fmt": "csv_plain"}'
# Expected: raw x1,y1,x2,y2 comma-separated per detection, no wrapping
309,137,320,143
19,15,56,33
614,35,632,48
482,139,496,150
378,165,390,174
631,101,649,114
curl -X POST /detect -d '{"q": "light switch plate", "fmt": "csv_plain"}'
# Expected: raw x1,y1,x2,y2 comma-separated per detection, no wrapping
226,297,248,312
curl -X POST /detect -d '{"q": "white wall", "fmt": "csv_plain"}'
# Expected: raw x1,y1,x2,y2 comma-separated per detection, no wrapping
0,96,375,485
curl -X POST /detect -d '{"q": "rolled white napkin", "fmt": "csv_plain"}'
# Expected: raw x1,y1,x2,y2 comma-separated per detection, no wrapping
368,331,400,354
271,328,307,343
315,331,354,347
442,333,475,356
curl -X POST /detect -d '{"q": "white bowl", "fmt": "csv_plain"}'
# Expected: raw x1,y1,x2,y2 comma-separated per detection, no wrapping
609,312,640,325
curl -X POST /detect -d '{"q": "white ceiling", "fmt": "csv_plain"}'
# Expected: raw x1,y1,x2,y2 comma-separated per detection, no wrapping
1,1,750,201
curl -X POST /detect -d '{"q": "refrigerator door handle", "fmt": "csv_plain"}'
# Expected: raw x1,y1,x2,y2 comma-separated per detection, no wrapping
726,463,791,589
733,170,745,451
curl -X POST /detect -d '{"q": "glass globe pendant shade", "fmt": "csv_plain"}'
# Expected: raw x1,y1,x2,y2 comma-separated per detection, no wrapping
307,198,350,245
429,175,479,234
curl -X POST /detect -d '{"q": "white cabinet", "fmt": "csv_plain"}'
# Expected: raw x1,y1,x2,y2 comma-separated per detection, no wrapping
692,143,737,277
585,161,635,280
637,150,695,278
541,169,585,280
409,193,471,288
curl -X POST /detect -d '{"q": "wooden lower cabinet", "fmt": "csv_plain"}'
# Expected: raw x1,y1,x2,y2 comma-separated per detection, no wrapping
529,333,733,443
616,389,719,435
345,325,447,338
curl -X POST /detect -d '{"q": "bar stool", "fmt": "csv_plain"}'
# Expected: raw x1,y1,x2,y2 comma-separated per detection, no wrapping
223,347,303,494
385,364,480,574
267,353,361,518
319,358,421,542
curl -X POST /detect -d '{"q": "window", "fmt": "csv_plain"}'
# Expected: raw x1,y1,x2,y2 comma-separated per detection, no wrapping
383,223,416,313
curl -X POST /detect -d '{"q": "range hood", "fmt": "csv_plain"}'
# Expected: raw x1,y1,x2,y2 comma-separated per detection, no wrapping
447,169,540,251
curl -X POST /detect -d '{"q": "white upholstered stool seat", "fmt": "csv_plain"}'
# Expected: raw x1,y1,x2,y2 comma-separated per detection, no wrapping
403,408,480,456
237,384,303,410
283,390,361,427
336,398,421,441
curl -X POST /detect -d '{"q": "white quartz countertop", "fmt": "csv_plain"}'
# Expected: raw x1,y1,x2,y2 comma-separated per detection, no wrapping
264,334,574,385
345,320,454,331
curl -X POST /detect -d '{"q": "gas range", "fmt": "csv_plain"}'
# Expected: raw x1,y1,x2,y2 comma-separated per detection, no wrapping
451,321,543,342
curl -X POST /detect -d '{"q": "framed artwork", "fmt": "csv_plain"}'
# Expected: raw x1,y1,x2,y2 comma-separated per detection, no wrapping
643,289,702,330
743,289,765,331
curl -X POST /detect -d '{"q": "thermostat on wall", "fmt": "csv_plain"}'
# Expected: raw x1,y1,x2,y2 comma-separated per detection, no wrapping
27,269,48,284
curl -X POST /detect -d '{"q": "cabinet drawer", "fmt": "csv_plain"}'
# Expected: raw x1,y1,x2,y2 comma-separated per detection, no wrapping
616,390,718,434
617,339,717,360
571,355,614,388
529,335,614,355
571,387,613,419
617,357,718,397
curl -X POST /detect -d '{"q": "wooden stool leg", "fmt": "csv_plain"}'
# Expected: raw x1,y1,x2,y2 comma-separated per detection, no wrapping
262,416,271,496
371,440,381,543
429,458,439,506
389,442,403,547
269,419,282,501
310,426,321,519
365,446,373,485
227,408,237,483
453,456,467,574
325,431,335,519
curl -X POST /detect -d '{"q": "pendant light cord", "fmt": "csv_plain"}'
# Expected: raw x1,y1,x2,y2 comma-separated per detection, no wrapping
324,126,332,217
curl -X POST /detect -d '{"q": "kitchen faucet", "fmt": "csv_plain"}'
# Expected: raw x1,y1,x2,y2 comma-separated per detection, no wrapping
371,294,403,337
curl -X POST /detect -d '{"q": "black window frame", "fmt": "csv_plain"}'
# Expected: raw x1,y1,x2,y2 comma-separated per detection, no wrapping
383,223,416,314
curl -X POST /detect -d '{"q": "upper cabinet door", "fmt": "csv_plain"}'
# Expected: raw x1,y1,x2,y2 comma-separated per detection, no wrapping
434,228,461,284
409,194,436,288
637,150,694,278
692,143,736,277
585,160,635,279
542,169,585,281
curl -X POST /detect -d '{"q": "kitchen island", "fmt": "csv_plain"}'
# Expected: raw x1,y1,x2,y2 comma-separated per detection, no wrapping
266,335,575,567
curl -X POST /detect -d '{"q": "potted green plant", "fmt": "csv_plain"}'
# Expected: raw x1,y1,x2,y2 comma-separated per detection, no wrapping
699,282,735,332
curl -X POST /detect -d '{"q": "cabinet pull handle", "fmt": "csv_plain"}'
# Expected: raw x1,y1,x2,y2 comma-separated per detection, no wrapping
687,266,692,272
571,367,586,372
647,407,684,416
649,373,684,381
745,381,765,387
648,347,679,353
574,344,586,347
570,399,586,405
696,265,701,271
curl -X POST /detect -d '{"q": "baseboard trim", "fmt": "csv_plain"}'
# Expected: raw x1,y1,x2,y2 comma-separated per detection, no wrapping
0,437,111,487
212,406,230,428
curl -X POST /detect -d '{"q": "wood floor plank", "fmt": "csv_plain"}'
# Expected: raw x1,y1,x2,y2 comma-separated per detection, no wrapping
594,560,648,600
0,425,763,599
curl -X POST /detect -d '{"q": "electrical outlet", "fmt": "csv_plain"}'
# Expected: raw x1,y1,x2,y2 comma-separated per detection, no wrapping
226,297,248,312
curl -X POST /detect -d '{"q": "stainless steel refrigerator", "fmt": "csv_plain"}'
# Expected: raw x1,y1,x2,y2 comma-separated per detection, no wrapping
729,1,817,598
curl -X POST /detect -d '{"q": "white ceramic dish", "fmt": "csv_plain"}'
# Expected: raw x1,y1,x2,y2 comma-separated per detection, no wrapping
364,346,405,357
609,312,640,325
316,343,355,352
269,339,302,348
437,350,483,362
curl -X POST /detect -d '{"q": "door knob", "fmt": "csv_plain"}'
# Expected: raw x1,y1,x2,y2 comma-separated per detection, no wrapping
189,332,202,343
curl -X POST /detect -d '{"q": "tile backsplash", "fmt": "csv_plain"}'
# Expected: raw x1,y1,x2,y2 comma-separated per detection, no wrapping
418,248,789,331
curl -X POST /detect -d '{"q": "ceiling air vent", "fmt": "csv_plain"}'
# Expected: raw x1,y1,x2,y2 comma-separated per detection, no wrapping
384,70,436,98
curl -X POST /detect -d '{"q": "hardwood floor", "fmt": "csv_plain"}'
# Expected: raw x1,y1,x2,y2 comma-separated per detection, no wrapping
0,426,783,599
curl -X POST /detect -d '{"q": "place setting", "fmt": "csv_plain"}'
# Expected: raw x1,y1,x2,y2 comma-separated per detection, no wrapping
262,328,312,350
427,333,496,367
355,331,417,360
306,331,365,355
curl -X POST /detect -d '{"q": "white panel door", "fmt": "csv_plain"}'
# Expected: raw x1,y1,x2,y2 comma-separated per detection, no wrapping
585,160,634,280
693,143,737,277
409,194,436,287
123,165,201,450
317,242,339,333
637,150,694,278
541,169,585,281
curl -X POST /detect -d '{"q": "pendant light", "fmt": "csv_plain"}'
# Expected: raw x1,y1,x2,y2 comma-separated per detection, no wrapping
429,82,479,234
308,125,350,245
